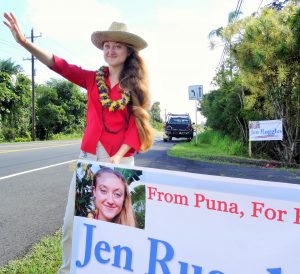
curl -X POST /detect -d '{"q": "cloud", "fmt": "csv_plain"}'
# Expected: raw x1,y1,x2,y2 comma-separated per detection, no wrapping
140,6,222,121
26,0,121,43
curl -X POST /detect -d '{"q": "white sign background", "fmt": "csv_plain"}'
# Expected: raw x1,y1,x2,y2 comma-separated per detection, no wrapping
71,161,300,274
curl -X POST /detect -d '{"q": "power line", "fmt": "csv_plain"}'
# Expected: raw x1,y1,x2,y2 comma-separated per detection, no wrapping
257,0,265,13
0,38,22,50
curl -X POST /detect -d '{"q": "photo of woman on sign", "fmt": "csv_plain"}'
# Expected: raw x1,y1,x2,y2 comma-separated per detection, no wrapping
87,167,136,227
75,162,145,229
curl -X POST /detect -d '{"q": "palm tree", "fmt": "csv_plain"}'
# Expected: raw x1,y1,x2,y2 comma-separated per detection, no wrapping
208,11,242,49
208,10,242,78
0,58,23,75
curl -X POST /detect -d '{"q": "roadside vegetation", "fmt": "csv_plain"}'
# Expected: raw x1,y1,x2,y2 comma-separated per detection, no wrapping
169,130,247,161
0,230,61,274
203,2,300,164
168,130,283,167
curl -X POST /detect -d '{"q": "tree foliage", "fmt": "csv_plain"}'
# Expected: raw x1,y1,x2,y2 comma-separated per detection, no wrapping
35,79,87,139
0,58,89,142
150,101,162,122
203,4,300,163
0,59,31,141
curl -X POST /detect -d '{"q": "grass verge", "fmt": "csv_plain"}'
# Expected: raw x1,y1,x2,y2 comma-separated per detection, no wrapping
168,131,300,168
169,130,247,159
167,130,276,166
49,132,82,141
0,230,62,274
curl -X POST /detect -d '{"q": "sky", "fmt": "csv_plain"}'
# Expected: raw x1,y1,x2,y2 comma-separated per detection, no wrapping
1,0,266,123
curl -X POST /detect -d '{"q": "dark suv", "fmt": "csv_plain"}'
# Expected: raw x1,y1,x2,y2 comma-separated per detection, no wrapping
163,113,194,142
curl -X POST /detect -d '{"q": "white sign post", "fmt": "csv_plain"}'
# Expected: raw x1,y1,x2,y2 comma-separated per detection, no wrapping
188,85,203,145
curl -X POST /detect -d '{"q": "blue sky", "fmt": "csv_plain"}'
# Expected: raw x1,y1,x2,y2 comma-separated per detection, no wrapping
1,0,265,122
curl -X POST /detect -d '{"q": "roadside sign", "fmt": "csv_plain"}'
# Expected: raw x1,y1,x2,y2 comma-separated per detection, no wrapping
71,160,300,274
188,85,203,100
249,120,283,141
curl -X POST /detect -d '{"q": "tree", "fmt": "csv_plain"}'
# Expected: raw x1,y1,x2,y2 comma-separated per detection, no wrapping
150,101,162,122
201,69,249,142
224,4,300,162
35,79,86,139
0,58,22,75
0,60,31,141
208,10,242,49
203,4,300,163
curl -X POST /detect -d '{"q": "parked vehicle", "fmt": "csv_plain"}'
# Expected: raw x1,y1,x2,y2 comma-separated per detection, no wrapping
163,113,194,142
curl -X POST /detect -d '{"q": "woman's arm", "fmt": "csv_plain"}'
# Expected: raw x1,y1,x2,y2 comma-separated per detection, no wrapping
109,144,131,164
3,12,54,67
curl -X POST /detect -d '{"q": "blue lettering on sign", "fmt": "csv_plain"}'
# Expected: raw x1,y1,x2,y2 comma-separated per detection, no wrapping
267,268,282,274
76,223,96,267
147,237,174,274
76,223,133,271
146,237,224,274
94,241,110,264
75,224,284,273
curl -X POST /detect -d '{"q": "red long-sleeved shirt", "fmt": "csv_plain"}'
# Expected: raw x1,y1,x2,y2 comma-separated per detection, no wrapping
50,55,141,157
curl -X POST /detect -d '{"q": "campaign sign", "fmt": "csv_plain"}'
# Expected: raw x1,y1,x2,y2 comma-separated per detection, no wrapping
249,120,283,141
70,160,300,274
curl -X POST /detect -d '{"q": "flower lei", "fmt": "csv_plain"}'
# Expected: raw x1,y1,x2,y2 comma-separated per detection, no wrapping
96,66,130,112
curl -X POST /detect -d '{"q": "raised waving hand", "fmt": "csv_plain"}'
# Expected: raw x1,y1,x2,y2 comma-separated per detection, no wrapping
3,12,54,67
3,12,27,45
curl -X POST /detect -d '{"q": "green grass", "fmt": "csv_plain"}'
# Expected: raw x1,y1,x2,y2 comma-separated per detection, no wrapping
49,132,82,140
168,130,249,162
0,132,82,143
0,230,62,274
151,120,164,131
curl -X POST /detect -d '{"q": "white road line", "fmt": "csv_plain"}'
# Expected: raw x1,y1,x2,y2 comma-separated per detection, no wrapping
0,160,77,181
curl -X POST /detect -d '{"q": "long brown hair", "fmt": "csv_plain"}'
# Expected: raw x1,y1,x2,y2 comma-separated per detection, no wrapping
120,47,153,152
93,167,136,227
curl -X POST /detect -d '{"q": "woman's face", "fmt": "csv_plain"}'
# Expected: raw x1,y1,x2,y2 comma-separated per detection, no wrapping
93,172,125,222
103,41,129,68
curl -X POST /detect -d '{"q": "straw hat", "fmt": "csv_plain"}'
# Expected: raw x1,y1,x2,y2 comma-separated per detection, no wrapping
91,22,147,51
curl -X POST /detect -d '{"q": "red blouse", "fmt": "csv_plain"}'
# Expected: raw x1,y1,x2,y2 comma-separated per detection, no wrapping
50,55,141,157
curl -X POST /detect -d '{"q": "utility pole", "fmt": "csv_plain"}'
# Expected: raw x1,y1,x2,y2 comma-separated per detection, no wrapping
24,28,41,141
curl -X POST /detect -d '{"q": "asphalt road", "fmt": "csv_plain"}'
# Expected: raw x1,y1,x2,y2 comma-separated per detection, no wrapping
0,140,80,266
0,138,299,266
136,140,300,184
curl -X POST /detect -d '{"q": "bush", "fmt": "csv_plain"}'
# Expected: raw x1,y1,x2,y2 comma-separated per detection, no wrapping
2,127,16,141
14,131,32,142
151,120,163,131
194,130,247,156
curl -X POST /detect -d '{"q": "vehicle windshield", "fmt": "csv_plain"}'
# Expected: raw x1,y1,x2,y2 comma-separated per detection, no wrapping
169,118,190,124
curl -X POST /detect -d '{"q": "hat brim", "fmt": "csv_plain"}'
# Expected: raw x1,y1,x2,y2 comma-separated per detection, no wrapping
91,31,147,51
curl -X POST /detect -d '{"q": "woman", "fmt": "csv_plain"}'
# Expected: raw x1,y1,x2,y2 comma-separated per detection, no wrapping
3,12,152,274
87,167,135,227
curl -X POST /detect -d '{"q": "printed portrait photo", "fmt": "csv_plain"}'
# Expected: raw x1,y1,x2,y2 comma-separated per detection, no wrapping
75,161,146,229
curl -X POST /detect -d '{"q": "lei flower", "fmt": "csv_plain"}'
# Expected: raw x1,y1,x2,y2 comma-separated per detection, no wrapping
96,66,130,112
